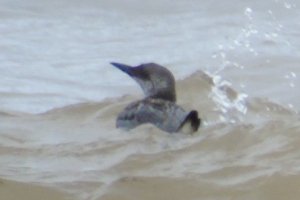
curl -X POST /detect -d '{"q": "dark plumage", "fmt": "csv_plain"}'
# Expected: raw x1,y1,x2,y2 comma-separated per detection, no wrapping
112,62,200,133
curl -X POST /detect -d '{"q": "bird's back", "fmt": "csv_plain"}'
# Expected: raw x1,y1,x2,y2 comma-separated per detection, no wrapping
116,98,188,133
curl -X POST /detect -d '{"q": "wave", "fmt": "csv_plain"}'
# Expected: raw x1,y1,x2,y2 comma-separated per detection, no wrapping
0,70,299,199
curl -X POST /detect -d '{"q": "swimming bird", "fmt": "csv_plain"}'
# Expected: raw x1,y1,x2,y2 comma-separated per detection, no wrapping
111,62,201,133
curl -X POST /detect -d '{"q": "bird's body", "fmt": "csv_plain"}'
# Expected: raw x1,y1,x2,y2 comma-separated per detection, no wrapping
112,62,200,133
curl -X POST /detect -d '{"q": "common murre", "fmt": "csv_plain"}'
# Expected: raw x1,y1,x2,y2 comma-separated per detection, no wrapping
111,62,201,133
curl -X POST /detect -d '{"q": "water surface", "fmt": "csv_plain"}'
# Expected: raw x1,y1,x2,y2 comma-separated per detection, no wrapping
0,0,299,199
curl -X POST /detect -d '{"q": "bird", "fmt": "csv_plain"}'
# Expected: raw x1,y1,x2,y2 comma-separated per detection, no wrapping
111,62,201,133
